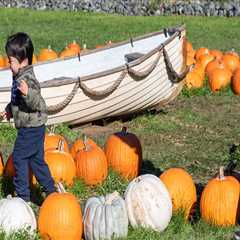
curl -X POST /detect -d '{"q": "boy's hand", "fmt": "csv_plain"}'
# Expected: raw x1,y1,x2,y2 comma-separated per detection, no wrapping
18,80,28,96
0,111,11,121
0,112,4,121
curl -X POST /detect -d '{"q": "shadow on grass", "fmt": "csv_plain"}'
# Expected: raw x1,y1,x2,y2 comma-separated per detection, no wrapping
0,176,44,206
85,108,168,127
190,182,205,224
0,176,15,198
140,160,163,177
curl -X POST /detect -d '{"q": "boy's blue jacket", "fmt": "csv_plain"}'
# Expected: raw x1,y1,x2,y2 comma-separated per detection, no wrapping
5,65,48,128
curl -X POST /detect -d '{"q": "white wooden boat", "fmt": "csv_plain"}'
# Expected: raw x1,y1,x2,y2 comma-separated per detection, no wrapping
0,25,188,126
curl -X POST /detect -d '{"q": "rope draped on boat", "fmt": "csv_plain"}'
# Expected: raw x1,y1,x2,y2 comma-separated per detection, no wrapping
126,51,162,80
163,46,189,83
46,50,163,115
78,70,127,97
46,80,79,115
45,36,189,115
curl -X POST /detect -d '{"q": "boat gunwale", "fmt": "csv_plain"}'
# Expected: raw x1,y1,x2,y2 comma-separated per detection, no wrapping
0,24,185,91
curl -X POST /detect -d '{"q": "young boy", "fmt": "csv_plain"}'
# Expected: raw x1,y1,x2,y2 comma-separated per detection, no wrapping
1,32,55,202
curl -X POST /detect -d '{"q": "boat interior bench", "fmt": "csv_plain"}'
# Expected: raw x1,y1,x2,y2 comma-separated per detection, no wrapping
124,52,144,63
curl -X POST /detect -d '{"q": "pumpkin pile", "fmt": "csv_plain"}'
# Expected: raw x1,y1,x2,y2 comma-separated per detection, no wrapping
0,40,114,70
184,39,240,94
1,127,240,239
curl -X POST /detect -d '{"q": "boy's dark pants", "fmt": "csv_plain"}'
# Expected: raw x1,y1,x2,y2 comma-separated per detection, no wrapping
13,125,55,202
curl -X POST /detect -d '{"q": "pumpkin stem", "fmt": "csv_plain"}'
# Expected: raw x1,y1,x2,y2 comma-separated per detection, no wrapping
57,139,65,152
48,45,52,51
83,135,91,151
7,195,13,199
122,126,127,133
219,166,225,180
49,125,56,135
56,182,66,193
105,191,119,205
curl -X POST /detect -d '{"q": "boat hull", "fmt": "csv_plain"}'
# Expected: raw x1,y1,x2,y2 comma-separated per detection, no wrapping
0,26,187,126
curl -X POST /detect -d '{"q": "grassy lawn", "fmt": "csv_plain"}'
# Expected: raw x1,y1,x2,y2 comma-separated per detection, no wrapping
0,8,240,240
0,8,240,53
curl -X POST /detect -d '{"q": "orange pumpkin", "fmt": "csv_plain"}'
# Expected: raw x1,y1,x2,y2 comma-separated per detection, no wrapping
205,59,226,77
4,56,9,68
44,131,69,153
38,183,83,240
59,47,77,59
187,50,196,58
96,44,105,49
222,52,239,73
0,55,5,69
225,50,239,59
192,62,205,79
1,54,37,66
3,154,15,177
32,54,37,64
70,137,97,161
195,48,210,61
186,56,196,67
105,127,142,180
0,152,4,176
231,67,240,95
3,154,35,185
38,46,58,62
67,41,81,54
160,168,197,219
185,40,193,53
198,54,215,70
200,167,239,226
185,70,204,89
208,67,232,92
44,139,76,186
75,140,108,185
209,49,223,60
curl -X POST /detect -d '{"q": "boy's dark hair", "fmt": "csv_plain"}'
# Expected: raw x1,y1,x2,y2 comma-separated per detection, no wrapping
5,32,34,65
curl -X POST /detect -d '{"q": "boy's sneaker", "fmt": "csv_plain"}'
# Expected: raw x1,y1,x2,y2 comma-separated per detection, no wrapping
234,231,240,240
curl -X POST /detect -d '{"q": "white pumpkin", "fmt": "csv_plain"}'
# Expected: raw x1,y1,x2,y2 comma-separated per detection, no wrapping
0,195,36,234
84,191,128,240
124,174,172,232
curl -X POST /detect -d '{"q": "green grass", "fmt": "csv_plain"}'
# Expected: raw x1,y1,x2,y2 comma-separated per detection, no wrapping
0,7,239,240
0,8,240,54
0,230,40,240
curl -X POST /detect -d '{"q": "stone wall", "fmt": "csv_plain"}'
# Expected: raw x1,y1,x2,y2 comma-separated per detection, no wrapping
0,0,240,16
